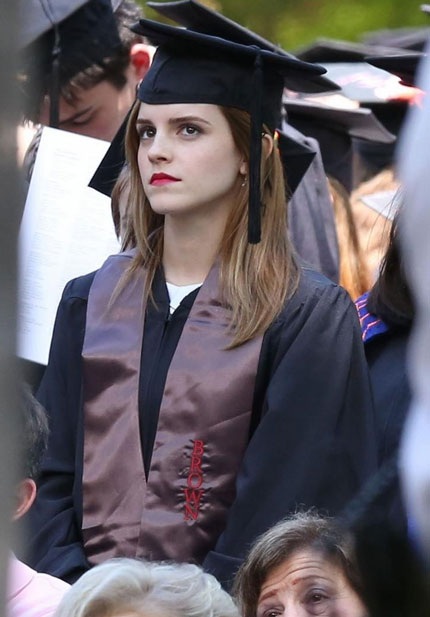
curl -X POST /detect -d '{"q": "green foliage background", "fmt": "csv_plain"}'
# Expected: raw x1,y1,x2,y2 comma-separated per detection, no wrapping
138,0,429,51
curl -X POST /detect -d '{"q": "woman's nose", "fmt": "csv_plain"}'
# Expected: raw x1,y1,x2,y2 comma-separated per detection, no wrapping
277,601,308,617
147,133,171,162
283,607,308,617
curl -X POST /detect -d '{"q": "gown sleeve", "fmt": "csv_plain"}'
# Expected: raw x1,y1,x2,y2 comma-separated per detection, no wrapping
203,272,378,588
23,273,95,583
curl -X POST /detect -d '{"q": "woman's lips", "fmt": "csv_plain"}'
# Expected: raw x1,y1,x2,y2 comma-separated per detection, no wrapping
150,173,180,186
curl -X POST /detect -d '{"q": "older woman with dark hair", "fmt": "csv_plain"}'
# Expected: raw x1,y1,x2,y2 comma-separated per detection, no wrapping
233,512,367,617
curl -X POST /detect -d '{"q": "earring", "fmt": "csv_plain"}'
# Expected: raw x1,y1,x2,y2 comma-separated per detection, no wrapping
241,176,247,188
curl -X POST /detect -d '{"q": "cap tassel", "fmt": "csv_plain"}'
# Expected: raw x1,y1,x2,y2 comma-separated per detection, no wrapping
248,51,264,244
49,24,61,128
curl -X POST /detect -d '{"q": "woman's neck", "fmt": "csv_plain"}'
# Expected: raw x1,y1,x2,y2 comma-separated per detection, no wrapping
162,213,225,286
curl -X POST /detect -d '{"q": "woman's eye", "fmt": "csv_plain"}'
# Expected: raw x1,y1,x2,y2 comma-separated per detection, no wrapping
138,126,156,140
304,590,331,615
258,605,283,617
304,587,330,604
180,124,201,136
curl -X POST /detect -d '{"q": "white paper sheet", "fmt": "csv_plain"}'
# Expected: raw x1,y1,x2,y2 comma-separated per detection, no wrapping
18,127,120,366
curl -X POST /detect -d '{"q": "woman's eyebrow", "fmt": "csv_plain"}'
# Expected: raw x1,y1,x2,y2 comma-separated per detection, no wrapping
258,589,278,603
136,116,212,126
259,574,334,601
168,116,211,126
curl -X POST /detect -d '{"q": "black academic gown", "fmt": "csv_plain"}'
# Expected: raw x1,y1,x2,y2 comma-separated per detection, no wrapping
365,327,411,466
25,265,377,587
363,325,411,532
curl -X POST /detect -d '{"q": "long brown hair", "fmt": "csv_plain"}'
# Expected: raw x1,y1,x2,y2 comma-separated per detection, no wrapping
328,176,371,300
124,100,299,347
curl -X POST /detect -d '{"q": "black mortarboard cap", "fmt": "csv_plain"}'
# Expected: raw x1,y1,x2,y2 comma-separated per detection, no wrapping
19,0,90,49
283,98,395,191
130,18,333,243
19,0,122,127
366,52,425,88
146,0,339,94
293,37,412,64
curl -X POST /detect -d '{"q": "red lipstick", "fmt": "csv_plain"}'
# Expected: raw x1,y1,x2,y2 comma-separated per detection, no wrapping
150,173,180,186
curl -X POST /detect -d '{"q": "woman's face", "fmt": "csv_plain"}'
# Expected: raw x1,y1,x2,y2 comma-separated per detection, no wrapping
256,549,366,617
136,102,246,221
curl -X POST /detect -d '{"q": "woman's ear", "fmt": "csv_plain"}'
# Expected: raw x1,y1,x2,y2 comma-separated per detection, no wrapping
239,160,248,176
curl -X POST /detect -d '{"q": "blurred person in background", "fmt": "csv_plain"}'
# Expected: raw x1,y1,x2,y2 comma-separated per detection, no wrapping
8,385,70,617
397,40,430,563
19,0,152,142
54,559,238,617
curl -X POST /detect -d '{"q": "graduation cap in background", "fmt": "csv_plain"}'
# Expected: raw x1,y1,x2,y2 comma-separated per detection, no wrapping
19,0,122,127
293,37,413,64
146,0,339,94
366,52,425,88
320,61,418,104
283,97,395,192
91,17,327,242
290,39,420,175
292,41,420,131
318,57,424,174
361,26,430,52
357,54,425,172
319,61,419,145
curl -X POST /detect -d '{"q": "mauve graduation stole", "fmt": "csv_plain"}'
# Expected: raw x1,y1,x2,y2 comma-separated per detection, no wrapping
82,251,263,565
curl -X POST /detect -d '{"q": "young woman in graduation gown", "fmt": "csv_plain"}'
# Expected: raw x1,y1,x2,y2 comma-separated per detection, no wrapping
27,19,377,587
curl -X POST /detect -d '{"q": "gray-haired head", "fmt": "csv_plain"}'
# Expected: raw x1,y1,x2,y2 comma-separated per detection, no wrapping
55,558,239,617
